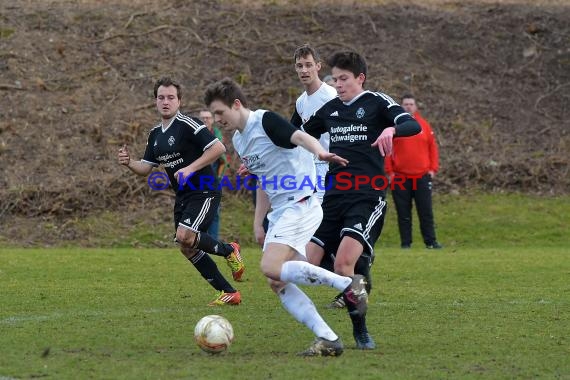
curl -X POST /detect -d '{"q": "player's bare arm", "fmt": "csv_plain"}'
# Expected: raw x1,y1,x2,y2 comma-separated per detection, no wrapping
290,130,348,166
174,140,226,179
118,144,153,176
253,188,270,246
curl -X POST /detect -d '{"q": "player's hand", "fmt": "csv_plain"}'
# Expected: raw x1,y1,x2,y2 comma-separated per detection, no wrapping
118,144,130,166
428,171,435,179
174,166,195,184
254,224,266,246
371,127,396,156
318,152,348,166
237,163,250,177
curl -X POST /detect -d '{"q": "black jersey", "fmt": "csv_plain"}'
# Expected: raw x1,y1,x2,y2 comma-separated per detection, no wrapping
303,90,420,196
142,112,219,195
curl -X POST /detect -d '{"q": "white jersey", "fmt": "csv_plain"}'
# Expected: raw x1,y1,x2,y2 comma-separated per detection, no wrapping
232,109,316,210
294,82,337,201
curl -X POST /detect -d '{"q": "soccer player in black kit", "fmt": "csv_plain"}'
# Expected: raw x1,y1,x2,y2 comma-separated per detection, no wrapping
118,77,244,306
304,51,421,349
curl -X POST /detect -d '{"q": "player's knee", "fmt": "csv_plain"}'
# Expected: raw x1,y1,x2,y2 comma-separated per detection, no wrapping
306,242,324,263
333,258,355,277
306,248,324,266
259,260,273,279
259,258,279,281
267,278,285,294
175,228,197,247
179,246,198,259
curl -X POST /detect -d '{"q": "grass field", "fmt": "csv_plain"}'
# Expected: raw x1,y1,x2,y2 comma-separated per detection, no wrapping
1,193,569,379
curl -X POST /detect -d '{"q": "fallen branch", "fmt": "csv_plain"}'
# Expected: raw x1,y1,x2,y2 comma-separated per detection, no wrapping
535,82,570,110
0,84,26,91
131,103,154,112
93,24,204,44
365,14,378,35
123,11,148,29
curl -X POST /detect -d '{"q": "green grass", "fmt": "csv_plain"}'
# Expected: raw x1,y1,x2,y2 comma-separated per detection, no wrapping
1,246,568,379
122,192,570,249
1,193,569,378
378,192,570,249
1,192,567,249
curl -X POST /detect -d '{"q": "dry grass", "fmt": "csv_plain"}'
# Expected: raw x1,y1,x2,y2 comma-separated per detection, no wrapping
9,0,569,6
1,0,568,245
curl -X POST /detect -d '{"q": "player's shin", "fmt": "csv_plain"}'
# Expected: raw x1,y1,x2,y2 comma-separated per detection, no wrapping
194,231,234,257
188,250,236,292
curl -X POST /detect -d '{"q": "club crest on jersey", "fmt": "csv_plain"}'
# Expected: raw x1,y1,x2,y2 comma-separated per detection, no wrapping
242,154,260,168
168,136,175,146
356,107,365,119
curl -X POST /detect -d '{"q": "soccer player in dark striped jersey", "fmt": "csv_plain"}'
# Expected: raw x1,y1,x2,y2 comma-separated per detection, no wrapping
303,51,422,349
290,44,374,310
117,77,244,306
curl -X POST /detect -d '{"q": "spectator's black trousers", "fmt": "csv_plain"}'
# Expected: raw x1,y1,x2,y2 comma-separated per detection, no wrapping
391,173,437,246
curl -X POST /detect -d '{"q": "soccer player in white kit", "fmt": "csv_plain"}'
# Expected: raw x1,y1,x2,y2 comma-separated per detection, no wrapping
204,78,369,356
290,44,337,203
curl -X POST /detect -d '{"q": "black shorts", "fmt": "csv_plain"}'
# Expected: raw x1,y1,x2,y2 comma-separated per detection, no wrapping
311,192,387,257
174,191,221,232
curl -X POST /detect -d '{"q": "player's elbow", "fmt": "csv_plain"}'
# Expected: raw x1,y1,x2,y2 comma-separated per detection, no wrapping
289,130,303,146
212,140,226,155
134,163,153,176
141,166,153,176
218,140,227,154
396,119,421,137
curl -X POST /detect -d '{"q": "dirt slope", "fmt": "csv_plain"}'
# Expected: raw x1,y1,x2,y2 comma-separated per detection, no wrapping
0,0,568,243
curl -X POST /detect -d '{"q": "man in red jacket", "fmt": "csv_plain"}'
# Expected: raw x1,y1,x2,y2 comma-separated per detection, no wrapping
385,94,443,249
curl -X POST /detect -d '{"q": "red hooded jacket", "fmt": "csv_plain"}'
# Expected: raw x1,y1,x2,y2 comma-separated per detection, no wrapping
385,112,439,177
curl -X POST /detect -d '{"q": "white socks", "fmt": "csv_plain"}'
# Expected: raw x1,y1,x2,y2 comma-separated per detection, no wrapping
280,261,351,291
278,283,338,341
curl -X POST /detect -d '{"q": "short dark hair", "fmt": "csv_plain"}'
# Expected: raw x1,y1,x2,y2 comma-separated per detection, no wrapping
294,44,321,62
203,77,248,108
327,51,367,83
154,77,181,99
198,109,213,116
401,94,415,102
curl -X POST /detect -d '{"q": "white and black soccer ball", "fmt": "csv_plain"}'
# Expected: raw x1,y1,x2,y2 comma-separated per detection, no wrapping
194,315,234,354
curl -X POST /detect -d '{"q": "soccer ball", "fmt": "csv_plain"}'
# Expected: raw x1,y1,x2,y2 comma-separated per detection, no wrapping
194,315,234,354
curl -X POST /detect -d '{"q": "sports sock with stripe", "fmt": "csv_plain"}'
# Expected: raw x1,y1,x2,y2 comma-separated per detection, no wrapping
194,231,234,257
189,250,236,292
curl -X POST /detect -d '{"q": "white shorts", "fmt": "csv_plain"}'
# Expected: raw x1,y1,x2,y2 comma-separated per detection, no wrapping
263,194,323,257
